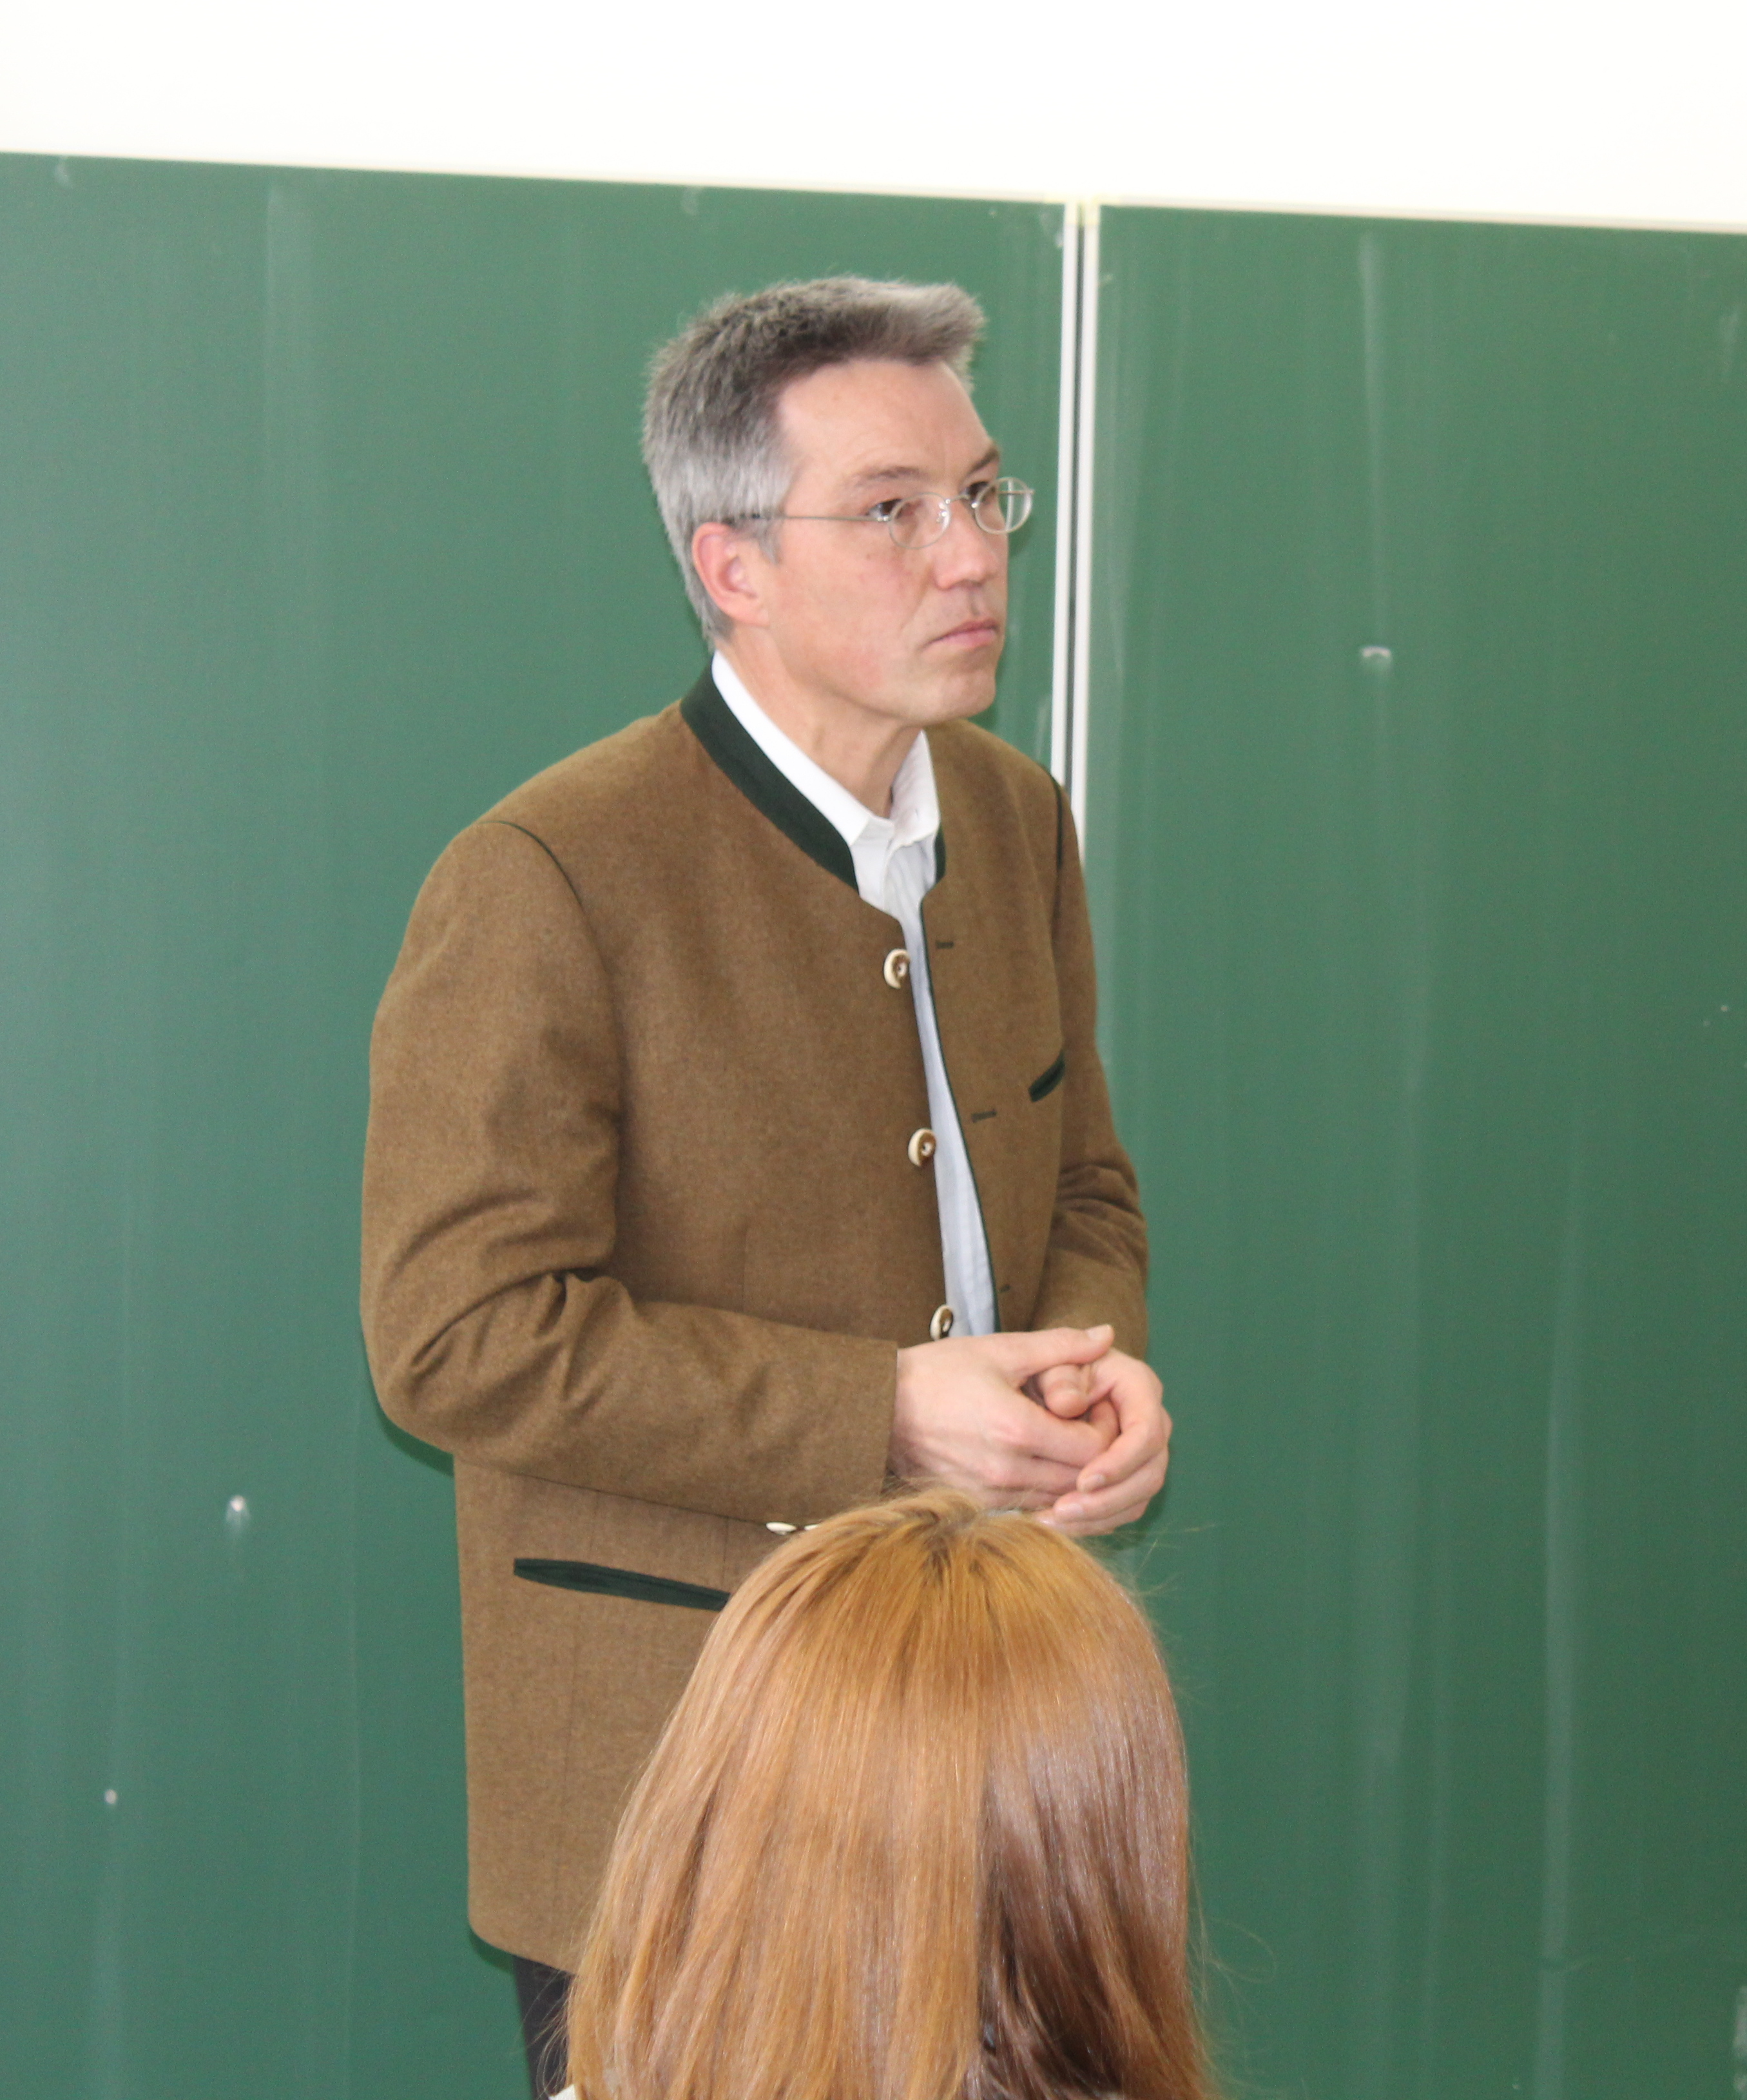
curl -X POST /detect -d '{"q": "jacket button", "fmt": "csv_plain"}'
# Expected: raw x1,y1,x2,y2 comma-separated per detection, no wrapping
883,948,911,988
929,1305,956,1341
907,1127,937,1166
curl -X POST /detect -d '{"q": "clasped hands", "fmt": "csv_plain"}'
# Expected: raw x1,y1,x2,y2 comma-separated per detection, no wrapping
889,1324,1170,1537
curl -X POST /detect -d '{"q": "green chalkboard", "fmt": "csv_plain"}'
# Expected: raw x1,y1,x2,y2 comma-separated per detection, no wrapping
0,153,1065,2098
1087,208,1747,2097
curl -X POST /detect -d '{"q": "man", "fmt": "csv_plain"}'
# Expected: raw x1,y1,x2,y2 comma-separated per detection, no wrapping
360,277,1167,2094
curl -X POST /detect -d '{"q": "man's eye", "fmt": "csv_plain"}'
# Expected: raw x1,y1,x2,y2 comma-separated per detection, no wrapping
962,480,995,504
867,498,907,522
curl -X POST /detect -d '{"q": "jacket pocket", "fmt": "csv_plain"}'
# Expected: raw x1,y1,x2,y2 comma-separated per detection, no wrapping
513,1558,729,1612
1028,1049,1067,1103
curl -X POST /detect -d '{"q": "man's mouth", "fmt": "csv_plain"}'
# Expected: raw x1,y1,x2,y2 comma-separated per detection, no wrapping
932,617,1003,649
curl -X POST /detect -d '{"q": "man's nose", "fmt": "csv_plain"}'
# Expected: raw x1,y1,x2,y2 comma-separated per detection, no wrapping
929,499,1003,585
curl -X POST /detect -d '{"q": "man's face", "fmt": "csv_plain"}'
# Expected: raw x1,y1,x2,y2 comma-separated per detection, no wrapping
740,357,1010,729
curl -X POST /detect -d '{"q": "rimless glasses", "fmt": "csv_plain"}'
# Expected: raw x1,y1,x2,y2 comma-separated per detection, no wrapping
739,477,1034,552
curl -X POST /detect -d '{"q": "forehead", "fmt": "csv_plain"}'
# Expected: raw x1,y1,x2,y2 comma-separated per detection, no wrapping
775,358,993,486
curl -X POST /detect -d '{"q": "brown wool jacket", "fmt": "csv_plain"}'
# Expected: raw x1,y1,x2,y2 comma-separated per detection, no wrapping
360,671,1148,1969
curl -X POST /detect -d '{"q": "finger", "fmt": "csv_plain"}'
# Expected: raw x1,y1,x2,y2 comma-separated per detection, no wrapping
1021,1369,1083,1408
1043,1502,1152,1538
981,1454,1092,1502
1083,1351,1134,1406
1010,1405,1113,1473
989,1324,1115,1386
1076,1383,1167,1490
1074,1366,1168,1492
1034,1363,1093,1417
1035,1363,1088,1396
1086,1396,1119,1438
1076,1412,1166,1493
887,1451,1082,1504
1043,1457,1167,1533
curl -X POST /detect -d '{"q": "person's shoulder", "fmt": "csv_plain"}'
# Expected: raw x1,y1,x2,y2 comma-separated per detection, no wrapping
476,698,709,868
932,716,1060,796
470,693,730,882
930,717,1064,843
408,700,711,917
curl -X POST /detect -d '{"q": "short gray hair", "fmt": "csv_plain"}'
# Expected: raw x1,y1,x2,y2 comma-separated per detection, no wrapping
643,277,985,638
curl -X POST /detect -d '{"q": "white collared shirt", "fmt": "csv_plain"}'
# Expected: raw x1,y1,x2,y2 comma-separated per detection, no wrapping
713,652,998,1338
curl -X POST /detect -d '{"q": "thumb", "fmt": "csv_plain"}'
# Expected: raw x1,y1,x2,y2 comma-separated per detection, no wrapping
992,1324,1115,1385
1036,1361,1093,1415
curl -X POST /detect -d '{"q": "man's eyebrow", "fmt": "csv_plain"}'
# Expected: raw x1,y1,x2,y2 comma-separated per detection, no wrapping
845,445,1002,492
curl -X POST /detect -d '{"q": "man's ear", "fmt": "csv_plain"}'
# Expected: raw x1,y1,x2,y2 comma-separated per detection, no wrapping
691,522,771,631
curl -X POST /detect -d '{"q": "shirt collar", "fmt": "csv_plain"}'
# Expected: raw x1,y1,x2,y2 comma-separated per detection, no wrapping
711,652,939,857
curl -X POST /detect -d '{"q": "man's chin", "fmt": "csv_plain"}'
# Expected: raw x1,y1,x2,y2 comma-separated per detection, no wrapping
915,661,1002,725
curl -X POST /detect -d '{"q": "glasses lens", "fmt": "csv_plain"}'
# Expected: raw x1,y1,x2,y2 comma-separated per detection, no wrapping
887,495,948,549
973,478,1034,534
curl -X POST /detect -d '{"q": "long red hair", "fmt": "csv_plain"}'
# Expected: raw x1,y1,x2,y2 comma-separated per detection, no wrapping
566,1490,1211,2100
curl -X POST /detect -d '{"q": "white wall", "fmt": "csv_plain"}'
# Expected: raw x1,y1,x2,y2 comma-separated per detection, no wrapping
1,0,1744,229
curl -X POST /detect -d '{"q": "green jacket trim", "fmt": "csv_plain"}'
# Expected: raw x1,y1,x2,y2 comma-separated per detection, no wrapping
680,668,949,891
513,1557,729,1613
680,669,858,889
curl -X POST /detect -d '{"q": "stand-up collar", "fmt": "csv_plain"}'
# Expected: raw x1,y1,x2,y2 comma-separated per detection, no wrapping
680,657,945,892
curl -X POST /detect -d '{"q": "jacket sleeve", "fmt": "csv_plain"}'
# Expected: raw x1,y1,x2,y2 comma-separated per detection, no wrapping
1028,788,1151,1357
360,819,897,1526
